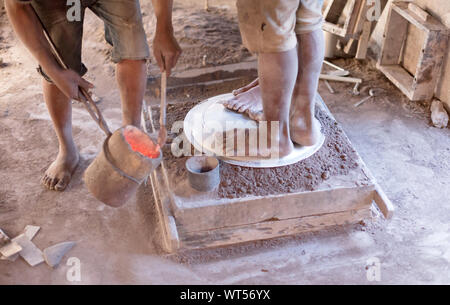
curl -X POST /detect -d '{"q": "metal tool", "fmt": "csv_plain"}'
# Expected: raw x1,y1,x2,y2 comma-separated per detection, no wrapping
354,88,384,107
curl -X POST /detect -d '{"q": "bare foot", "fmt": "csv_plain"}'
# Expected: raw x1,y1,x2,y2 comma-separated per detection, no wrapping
290,113,322,146
41,151,79,191
222,79,264,121
221,119,294,159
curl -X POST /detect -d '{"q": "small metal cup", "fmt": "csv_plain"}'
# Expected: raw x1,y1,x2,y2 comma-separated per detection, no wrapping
186,156,220,192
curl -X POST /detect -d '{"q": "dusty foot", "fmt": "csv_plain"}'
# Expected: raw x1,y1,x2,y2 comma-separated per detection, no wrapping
290,114,323,146
41,151,79,191
222,81,264,121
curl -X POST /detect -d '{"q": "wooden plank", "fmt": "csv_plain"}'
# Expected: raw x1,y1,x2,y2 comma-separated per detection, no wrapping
392,2,445,32
408,3,429,22
401,23,426,76
379,7,409,65
175,185,375,233
374,185,394,219
378,65,415,99
412,31,449,101
355,20,372,59
324,0,349,24
180,208,372,250
149,168,180,252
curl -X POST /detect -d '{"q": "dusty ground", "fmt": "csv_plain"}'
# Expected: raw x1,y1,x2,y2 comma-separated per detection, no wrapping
1,1,449,284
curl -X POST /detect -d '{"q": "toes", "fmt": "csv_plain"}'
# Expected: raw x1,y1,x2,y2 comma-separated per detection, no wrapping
248,110,264,121
232,101,243,111
55,176,69,192
49,178,58,190
223,98,238,110
41,175,50,188
237,103,249,113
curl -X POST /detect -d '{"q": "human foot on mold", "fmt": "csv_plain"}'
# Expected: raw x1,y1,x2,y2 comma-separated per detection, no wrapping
290,110,322,147
222,78,264,121
41,149,79,191
221,122,294,159
223,78,322,147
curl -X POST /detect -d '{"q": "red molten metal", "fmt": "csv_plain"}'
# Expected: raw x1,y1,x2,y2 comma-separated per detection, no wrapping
123,126,160,159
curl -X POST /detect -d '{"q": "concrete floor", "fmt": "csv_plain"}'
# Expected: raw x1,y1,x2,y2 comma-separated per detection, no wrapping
0,2,449,285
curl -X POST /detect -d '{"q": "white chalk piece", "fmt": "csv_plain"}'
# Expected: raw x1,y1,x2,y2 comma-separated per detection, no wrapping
0,242,22,259
24,225,40,241
43,242,76,268
12,234,44,267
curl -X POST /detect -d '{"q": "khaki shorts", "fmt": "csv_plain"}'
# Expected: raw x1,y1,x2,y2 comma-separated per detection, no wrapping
27,0,149,82
236,0,325,53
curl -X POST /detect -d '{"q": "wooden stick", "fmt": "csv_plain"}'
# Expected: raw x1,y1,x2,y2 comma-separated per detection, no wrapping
319,74,362,84
323,60,346,72
157,71,167,147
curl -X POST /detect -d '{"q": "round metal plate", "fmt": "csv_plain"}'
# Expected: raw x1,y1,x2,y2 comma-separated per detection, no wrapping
184,93,325,168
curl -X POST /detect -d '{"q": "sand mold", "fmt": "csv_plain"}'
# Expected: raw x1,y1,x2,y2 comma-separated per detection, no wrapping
153,101,370,199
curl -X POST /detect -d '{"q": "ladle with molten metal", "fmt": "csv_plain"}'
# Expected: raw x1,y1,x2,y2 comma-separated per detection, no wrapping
34,7,166,207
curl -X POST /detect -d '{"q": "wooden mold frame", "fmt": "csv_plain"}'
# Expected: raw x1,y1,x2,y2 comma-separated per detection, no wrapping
145,93,394,253
377,2,449,101
323,0,364,38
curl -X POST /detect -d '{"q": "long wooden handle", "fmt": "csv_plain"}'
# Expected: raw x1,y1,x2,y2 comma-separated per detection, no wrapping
31,6,111,136
157,71,167,147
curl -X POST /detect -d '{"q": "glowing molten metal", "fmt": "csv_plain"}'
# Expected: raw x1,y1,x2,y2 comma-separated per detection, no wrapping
123,126,160,159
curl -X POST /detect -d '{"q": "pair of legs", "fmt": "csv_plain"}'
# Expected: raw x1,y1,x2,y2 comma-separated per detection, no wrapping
224,29,325,156
42,60,146,191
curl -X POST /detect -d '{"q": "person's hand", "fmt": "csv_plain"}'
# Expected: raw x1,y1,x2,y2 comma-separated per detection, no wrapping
152,26,181,76
51,69,94,101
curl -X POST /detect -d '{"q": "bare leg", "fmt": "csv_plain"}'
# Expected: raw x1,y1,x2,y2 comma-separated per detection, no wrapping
41,80,79,191
116,59,147,127
258,49,297,157
290,29,324,146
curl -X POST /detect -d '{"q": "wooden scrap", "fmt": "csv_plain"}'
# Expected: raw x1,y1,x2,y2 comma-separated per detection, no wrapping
355,20,372,59
43,241,75,268
12,234,44,267
377,2,449,101
323,0,363,38
408,3,429,22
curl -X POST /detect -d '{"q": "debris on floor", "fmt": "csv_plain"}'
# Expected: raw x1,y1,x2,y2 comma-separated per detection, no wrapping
12,234,44,267
430,99,449,129
43,242,76,268
0,226,76,268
